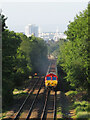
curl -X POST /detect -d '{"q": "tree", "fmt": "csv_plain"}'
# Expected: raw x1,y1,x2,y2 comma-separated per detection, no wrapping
2,30,21,105
20,35,48,76
0,13,7,31
58,7,89,90
2,13,48,106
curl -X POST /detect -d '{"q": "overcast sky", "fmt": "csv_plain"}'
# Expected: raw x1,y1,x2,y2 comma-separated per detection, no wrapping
1,1,89,33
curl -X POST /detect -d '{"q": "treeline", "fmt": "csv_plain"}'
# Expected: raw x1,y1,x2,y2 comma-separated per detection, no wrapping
47,40,59,57
47,39,66,58
1,14,48,105
57,6,89,91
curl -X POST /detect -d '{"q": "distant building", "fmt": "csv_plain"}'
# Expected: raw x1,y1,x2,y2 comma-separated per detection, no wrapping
53,27,67,41
53,27,60,41
39,32,55,41
25,24,38,37
34,26,67,41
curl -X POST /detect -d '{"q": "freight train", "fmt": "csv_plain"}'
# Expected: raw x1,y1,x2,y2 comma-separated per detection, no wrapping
45,59,58,88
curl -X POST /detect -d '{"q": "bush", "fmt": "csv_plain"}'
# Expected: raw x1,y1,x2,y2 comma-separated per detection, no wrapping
73,101,89,118
2,79,13,107
14,72,26,86
77,112,90,118
66,90,78,96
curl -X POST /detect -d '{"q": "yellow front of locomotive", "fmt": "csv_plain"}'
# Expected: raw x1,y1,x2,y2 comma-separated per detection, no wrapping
45,80,58,87
45,73,58,88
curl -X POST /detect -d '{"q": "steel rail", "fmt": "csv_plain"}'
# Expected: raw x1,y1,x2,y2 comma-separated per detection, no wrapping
41,89,50,120
25,79,44,120
14,77,40,120
53,91,56,120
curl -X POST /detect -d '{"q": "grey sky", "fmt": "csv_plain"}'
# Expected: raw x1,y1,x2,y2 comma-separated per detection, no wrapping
1,1,88,33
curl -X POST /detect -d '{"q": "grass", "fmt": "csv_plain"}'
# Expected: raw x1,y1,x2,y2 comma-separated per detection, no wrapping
77,111,90,118
13,88,28,100
73,101,90,119
2,78,32,119
57,106,63,118
13,78,33,98
65,90,90,119
13,88,27,95
65,90,78,96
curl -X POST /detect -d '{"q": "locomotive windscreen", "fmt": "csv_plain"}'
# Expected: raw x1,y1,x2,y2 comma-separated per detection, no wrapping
47,77,51,80
52,77,56,80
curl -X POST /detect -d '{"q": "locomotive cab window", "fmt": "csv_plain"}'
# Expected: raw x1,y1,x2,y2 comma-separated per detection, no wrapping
52,77,56,80
47,77,51,80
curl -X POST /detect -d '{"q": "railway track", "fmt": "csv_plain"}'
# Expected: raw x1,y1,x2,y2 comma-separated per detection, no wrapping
8,59,57,120
13,77,43,120
41,89,57,120
25,79,44,120
13,82,57,120
41,89,50,120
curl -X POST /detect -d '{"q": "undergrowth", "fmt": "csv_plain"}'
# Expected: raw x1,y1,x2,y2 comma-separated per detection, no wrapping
65,90,90,119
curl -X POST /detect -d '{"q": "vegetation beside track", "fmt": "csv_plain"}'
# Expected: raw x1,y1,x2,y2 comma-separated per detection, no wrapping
65,90,90,119
57,6,89,92
2,76,39,119
1,78,32,119
56,4,89,119
56,90,90,119
1,12,48,108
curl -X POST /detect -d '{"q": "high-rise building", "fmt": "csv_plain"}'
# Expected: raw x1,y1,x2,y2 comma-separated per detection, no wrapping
25,24,38,37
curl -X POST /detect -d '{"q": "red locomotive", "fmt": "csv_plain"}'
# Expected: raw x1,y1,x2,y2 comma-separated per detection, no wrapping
45,59,58,88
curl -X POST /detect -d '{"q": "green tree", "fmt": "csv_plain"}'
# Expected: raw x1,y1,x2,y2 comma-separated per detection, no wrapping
58,7,89,90
2,30,21,105
20,35,48,76
2,13,48,106
0,13,7,31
